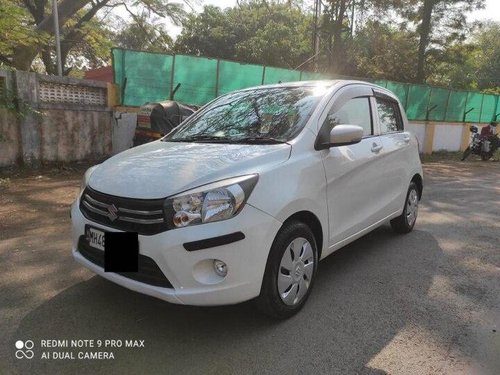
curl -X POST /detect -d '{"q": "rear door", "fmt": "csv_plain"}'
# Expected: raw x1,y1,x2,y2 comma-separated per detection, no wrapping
373,92,411,217
320,86,387,246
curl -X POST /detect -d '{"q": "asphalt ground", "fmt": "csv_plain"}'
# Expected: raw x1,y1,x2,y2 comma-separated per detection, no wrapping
0,161,499,374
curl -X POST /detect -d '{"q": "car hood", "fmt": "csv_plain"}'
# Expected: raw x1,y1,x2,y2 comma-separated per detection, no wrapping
88,141,291,199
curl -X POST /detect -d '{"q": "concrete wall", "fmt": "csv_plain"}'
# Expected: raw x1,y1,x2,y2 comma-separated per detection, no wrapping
0,108,21,166
112,112,137,154
40,110,111,161
0,70,114,167
406,121,491,154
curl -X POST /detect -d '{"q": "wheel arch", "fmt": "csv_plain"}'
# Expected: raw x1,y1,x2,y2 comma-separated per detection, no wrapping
411,173,423,199
282,211,324,260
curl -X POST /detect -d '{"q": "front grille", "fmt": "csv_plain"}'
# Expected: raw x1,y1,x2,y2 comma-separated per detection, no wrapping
80,187,168,235
77,236,173,288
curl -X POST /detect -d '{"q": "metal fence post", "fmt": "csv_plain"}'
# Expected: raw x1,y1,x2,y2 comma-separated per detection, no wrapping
215,59,220,98
169,54,176,101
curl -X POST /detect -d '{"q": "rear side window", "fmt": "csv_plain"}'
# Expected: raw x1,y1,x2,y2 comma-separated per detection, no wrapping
325,97,372,136
376,98,403,133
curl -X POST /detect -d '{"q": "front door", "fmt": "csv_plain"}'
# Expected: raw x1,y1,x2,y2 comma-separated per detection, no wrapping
320,92,387,247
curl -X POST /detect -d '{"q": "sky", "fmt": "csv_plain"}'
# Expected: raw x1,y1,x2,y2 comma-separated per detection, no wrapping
468,0,500,22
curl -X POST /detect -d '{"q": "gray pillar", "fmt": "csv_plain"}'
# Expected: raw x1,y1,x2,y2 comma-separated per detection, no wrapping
15,71,41,166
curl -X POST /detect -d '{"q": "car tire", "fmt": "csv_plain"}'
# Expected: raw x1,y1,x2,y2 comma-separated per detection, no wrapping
256,221,318,319
461,147,471,161
481,153,492,161
390,182,419,234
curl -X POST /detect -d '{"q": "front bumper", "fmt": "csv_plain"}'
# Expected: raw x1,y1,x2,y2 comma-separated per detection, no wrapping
71,199,282,306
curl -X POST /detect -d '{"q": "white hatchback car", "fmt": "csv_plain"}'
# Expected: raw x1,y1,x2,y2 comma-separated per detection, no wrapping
71,80,423,318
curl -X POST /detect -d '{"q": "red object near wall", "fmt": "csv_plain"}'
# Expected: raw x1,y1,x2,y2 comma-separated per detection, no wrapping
84,66,113,82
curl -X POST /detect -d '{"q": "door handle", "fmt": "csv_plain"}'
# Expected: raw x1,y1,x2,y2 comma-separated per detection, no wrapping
371,143,383,153
403,135,411,143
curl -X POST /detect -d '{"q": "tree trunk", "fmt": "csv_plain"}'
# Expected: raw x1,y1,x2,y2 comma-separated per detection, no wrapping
330,0,347,74
11,0,90,71
416,0,434,83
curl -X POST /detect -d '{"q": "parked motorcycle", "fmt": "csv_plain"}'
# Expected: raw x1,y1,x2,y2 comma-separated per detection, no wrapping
461,125,499,161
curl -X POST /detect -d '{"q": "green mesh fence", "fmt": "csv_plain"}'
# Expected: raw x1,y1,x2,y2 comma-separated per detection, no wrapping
427,87,449,122
218,60,264,95
172,55,218,105
481,94,498,123
113,49,173,106
112,48,500,123
446,91,467,122
263,67,301,84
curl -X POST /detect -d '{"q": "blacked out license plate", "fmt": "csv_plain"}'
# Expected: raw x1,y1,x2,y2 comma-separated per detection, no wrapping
85,225,138,272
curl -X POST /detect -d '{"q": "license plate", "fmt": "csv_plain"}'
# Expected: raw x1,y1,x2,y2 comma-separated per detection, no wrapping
86,226,105,251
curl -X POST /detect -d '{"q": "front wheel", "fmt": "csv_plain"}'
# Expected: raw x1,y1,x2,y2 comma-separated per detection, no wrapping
461,147,471,161
390,182,419,234
256,221,318,319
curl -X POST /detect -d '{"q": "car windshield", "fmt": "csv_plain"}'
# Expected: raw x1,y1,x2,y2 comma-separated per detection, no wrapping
163,86,327,144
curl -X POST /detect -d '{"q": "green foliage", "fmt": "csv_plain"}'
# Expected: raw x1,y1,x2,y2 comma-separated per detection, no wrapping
0,87,43,119
473,22,500,91
348,21,419,82
0,0,47,59
174,2,313,69
1,0,188,74
113,13,173,52
62,14,115,73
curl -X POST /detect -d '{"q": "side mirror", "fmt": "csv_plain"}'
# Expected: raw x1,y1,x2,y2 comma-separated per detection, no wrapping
329,125,364,147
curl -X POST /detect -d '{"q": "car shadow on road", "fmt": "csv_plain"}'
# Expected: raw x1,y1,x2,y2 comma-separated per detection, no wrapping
11,226,446,374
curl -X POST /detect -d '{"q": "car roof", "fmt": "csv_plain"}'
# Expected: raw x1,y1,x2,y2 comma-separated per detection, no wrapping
220,79,400,105
238,79,383,92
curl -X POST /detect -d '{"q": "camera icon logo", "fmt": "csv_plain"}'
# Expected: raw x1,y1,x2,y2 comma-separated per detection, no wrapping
15,340,34,359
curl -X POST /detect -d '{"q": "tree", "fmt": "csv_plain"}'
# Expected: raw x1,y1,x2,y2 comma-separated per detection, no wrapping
319,0,352,74
113,12,173,52
400,0,485,83
2,0,188,74
174,2,313,69
348,20,419,81
473,22,500,92
0,0,47,64
173,6,235,59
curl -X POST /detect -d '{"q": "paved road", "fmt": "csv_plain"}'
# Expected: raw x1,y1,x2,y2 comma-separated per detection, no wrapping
1,161,499,374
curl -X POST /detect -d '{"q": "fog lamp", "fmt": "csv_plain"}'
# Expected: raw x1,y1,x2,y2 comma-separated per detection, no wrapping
213,260,227,277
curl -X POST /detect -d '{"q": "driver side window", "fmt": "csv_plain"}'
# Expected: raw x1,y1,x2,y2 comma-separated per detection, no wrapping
325,97,372,136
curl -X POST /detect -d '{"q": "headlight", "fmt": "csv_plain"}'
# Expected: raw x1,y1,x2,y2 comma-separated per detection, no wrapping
164,174,258,228
79,165,99,195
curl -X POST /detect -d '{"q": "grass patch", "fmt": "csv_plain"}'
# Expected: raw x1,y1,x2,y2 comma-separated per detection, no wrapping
420,151,463,163
421,150,500,163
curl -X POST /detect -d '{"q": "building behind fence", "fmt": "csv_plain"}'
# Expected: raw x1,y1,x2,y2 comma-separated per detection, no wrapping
112,48,500,124
0,70,115,167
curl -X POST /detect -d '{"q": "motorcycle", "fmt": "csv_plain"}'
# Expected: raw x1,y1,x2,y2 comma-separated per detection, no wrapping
461,125,500,161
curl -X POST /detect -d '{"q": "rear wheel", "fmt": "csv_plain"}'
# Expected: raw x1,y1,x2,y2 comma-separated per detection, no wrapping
481,152,492,161
256,221,318,319
390,182,419,234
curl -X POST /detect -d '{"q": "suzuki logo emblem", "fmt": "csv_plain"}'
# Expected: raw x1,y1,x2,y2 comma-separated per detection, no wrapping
107,204,119,221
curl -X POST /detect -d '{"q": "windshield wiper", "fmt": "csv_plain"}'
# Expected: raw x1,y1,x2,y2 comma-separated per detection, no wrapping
165,135,286,144
229,136,286,144
165,135,232,143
